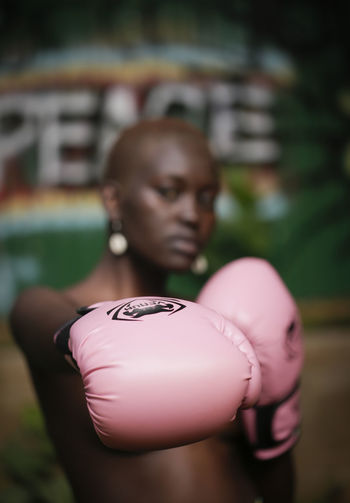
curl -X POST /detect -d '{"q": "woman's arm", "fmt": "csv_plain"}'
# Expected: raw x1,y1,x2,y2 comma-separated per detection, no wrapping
10,286,78,371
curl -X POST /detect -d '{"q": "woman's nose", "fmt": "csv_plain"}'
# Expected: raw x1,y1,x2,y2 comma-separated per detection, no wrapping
178,194,200,227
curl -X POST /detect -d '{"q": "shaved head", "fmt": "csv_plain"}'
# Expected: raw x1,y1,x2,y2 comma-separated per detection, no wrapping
100,117,219,267
102,118,216,184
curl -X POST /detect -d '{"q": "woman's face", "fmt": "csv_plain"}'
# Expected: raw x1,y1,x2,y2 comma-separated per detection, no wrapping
119,138,219,272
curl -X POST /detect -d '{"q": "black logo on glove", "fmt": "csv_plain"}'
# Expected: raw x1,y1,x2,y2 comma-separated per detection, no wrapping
107,298,186,321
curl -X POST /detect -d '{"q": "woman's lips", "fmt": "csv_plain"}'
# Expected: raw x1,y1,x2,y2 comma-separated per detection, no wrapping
167,236,200,256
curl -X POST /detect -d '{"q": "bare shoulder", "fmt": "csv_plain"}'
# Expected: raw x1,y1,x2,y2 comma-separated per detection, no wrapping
11,285,65,313
10,286,75,331
9,286,78,369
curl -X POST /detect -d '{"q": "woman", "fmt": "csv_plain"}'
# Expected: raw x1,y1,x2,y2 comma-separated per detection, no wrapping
10,118,294,502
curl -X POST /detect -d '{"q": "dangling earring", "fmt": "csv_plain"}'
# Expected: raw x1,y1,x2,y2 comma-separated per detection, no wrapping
109,220,128,256
191,255,208,275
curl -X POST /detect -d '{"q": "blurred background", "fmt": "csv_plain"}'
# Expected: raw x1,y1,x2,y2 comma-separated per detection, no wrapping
0,1,349,502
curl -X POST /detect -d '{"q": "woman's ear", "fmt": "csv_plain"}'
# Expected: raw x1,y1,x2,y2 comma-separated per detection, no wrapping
100,181,123,221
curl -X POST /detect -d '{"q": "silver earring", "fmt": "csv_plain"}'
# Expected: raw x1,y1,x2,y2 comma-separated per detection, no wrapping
109,220,128,256
191,255,208,275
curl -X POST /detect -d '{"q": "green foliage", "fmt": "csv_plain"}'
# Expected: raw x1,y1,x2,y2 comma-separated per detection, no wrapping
276,94,345,144
270,180,350,298
0,406,73,503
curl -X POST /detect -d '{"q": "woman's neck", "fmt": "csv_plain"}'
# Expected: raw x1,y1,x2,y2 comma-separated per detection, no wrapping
66,248,169,306
105,249,168,297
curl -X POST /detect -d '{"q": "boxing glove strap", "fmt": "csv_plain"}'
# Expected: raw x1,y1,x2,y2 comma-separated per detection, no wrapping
76,305,99,316
54,305,99,354
54,316,80,356
252,379,301,450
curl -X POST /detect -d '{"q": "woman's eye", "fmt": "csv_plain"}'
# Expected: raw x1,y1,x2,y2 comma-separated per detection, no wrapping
198,191,216,210
157,187,180,201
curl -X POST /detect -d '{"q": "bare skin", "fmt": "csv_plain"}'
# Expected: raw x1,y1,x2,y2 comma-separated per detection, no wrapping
10,119,295,503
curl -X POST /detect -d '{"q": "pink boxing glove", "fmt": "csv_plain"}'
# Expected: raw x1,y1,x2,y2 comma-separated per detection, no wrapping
54,296,261,451
197,258,304,460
